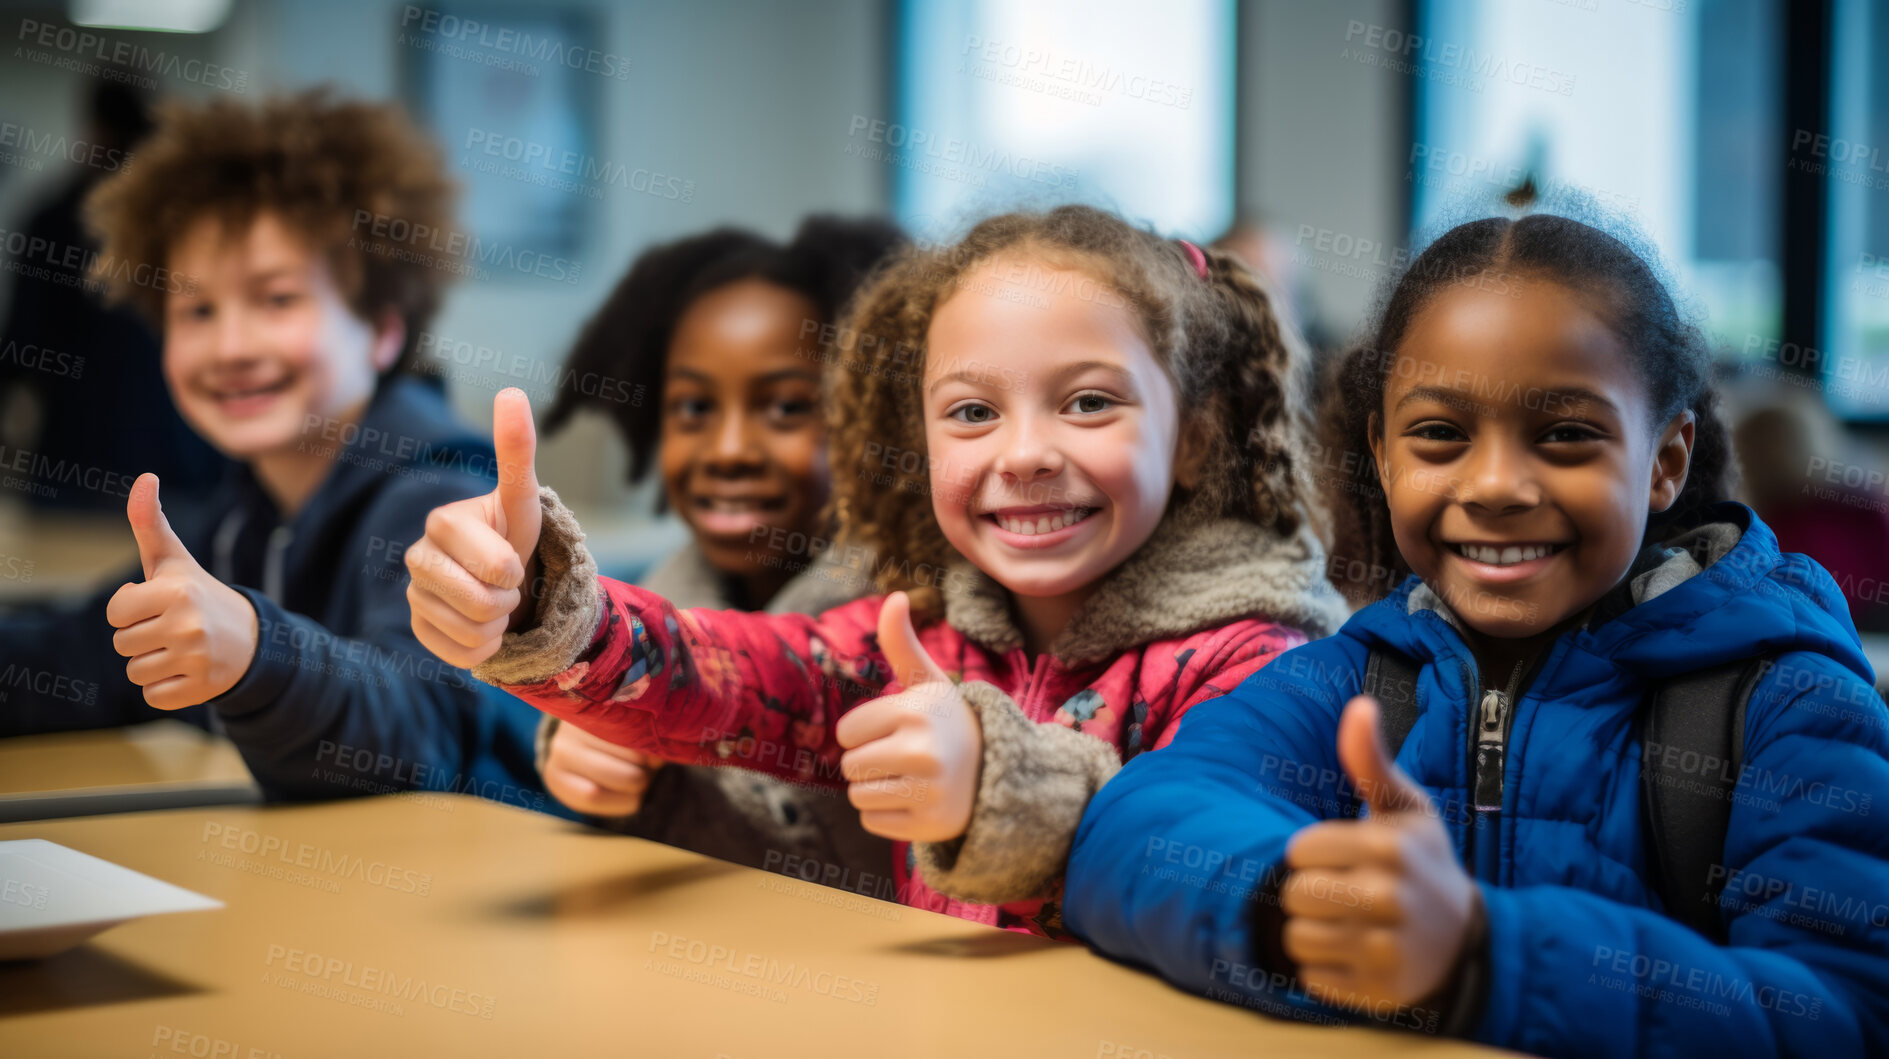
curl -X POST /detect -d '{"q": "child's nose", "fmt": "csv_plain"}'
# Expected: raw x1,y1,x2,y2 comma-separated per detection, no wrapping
1460,441,1542,511
211,305,255,363
991,416,1065,481
702,411,766,471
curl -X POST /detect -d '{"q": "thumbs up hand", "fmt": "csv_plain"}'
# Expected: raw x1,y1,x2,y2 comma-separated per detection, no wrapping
833,592,982,842
405,388,544,669
1278,696,1480,1011
106,473,260,709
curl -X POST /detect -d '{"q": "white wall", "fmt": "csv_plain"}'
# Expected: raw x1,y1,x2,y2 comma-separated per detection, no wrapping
225,0,891,514
0,0,1415,528
0,0,889,537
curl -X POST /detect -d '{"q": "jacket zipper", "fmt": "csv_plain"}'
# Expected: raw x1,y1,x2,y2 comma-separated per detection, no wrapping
1471,660,1526,813
1015,651,1054,717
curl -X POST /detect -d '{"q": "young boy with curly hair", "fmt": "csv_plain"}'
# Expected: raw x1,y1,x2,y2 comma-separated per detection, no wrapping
0,89,560,815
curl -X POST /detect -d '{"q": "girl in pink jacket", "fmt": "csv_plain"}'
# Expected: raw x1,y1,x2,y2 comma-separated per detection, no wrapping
405,205,1350,936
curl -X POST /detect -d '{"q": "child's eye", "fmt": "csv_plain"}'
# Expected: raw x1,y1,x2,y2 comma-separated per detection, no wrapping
1407,422,1467,443
948,402,996,424
1064,392,1114,415
667,397,712,424
1540,424,1605,445
266,292,300,309
767,398,816,424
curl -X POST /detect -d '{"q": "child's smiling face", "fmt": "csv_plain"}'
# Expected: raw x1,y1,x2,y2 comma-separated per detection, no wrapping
922,252,1204,606
660,278,830,582
1369,278,1695,639
162,210,398,461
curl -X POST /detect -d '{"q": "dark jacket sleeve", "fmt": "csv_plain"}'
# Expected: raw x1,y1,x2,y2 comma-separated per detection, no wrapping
206,489,567,818
0,570,211,737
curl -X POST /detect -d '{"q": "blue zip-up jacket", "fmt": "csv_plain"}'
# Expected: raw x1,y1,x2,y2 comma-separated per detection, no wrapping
1064,504,1889,1057
0,377,566,816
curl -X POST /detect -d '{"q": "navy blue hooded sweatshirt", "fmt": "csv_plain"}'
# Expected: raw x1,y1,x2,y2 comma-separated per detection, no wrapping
0,377,565,816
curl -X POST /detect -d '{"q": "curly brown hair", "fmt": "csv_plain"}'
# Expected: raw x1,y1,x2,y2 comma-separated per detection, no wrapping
826,204,1323,618
83,87,459,373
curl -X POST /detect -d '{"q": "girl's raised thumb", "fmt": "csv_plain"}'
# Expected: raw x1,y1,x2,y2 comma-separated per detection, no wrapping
491,388,541,558
877,591,945,689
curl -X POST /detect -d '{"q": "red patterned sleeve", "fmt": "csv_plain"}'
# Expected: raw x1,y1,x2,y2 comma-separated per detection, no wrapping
497,578,891,789
1143,620,1309,753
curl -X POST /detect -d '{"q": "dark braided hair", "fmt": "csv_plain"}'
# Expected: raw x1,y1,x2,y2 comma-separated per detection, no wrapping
544,215,906,484
1319,213,1738,606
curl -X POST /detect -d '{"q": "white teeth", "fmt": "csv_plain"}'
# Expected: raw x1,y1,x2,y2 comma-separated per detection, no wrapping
216,380,287,399
995,508,1094,535
1457,543,1557,565
701,498,776,513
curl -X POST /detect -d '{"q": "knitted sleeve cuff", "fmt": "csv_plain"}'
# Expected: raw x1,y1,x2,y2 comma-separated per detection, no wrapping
913,681,1122,905
471,485,601,687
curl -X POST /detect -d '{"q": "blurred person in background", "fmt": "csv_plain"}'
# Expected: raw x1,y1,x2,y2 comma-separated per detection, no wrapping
0,88,567,820
1213,215,1336,354
0,77,225,511
1735,400,1889,632
531,216,904,881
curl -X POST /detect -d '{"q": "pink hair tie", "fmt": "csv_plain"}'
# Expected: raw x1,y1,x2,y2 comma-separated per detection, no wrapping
1178,239,1209,280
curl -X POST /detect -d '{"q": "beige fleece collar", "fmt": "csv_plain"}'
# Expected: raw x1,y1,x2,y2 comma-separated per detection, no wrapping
641,537,876,616
942,513,1352,665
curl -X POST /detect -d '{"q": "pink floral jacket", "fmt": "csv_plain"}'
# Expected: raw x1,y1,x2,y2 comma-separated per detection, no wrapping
474,490,1350,937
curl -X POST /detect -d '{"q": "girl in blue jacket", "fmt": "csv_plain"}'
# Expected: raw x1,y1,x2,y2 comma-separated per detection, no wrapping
1063,212,1889,1058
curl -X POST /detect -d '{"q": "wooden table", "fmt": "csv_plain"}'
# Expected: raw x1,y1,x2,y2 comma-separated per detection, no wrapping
0,796,1506,1058
0,721,259,823
0,507,135,604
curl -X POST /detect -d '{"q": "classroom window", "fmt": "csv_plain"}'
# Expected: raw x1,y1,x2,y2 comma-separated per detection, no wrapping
1411,0,1782,361
400,6,602,265
1821,0,1889,419
892,0,1235,241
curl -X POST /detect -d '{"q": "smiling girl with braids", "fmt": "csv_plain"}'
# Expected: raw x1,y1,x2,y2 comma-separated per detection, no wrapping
1062,211,1889,1056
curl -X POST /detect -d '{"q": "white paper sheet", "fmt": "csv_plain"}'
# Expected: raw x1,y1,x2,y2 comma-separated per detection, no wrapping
0,838,221,960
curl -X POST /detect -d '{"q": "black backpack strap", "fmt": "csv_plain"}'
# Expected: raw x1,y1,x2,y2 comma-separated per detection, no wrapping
1640,656,1772,942
1364,649,1422,757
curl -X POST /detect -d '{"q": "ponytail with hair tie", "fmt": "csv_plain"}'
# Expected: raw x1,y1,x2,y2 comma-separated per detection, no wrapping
1177,239,1210,280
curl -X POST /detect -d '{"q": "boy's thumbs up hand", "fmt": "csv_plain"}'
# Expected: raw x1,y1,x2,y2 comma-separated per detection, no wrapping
834,592,982,842
405,389,545,669
1278,696,1481,1012
106,473,260,709
127,470,193,579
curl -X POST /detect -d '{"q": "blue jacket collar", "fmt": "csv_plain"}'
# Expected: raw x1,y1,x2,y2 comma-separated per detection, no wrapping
1346,502,1872,687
